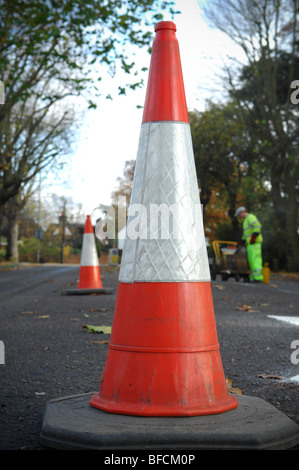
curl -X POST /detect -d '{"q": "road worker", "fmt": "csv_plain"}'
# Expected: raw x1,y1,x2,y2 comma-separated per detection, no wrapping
235,207,263,283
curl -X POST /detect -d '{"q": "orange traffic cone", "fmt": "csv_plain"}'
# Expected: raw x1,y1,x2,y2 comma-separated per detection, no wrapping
40,21,299,451
90,21,238,416
66,215,113,295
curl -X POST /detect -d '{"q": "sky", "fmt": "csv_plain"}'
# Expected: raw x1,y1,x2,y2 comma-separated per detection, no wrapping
42,0,245,225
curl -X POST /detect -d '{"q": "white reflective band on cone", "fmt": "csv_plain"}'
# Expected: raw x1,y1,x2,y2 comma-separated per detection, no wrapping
119,121,211,283
80,233,100,266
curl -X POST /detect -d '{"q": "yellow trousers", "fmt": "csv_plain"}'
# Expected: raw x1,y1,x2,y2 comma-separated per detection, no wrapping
247,243,263,281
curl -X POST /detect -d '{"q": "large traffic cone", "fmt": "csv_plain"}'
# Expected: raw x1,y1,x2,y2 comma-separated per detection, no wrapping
40,21,299,450
66,215,113,295
90,21,238,416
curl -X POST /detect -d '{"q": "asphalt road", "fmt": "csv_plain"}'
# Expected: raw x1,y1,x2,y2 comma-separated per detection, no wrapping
0,264,298,450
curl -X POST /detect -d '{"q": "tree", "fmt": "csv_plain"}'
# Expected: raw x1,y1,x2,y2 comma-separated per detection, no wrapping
203,0,299,270
0,0,178,260
111,159,136,208
0,0,178,200
189,101,266,237
0,86,75,205
0,0,178,124
0,88,76,260
18,193,87,263
110,159,136,240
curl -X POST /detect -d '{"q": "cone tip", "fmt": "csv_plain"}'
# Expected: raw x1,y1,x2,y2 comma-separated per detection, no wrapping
142,19,188,123
155,21,176,32
84,215,94,233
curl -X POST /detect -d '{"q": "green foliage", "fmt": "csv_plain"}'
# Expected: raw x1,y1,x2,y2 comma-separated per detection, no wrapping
215,220,236,242
189,100,267,232
0,0,179,256
189,99,294,270
200,0,299,271
18,237,60,263
18,237,82,263
234,50,299,108
0,0,178,113
0,248,6,262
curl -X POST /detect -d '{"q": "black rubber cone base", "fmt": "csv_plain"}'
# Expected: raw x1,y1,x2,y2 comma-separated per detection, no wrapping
65,288,113,295
40,393,299,450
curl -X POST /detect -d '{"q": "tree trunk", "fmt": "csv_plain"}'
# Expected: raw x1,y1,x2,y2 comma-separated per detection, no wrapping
271,162,299,271
270,172,286,226
226,189,240,239
285,173,299,271
5,198,20,263
5,215,19,262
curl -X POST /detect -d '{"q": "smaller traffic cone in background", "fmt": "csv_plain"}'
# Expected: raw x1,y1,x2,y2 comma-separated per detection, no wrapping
66,215,113,295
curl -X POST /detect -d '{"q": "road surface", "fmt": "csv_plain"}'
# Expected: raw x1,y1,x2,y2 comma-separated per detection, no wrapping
0,264,298,450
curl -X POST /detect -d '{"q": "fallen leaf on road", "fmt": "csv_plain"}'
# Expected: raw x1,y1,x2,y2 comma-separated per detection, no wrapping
83,324,112,334
226,378,243,395
236,304,260,312
236,304,252,311
257,374,283,380
21,311,39,314
38,315,49,318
